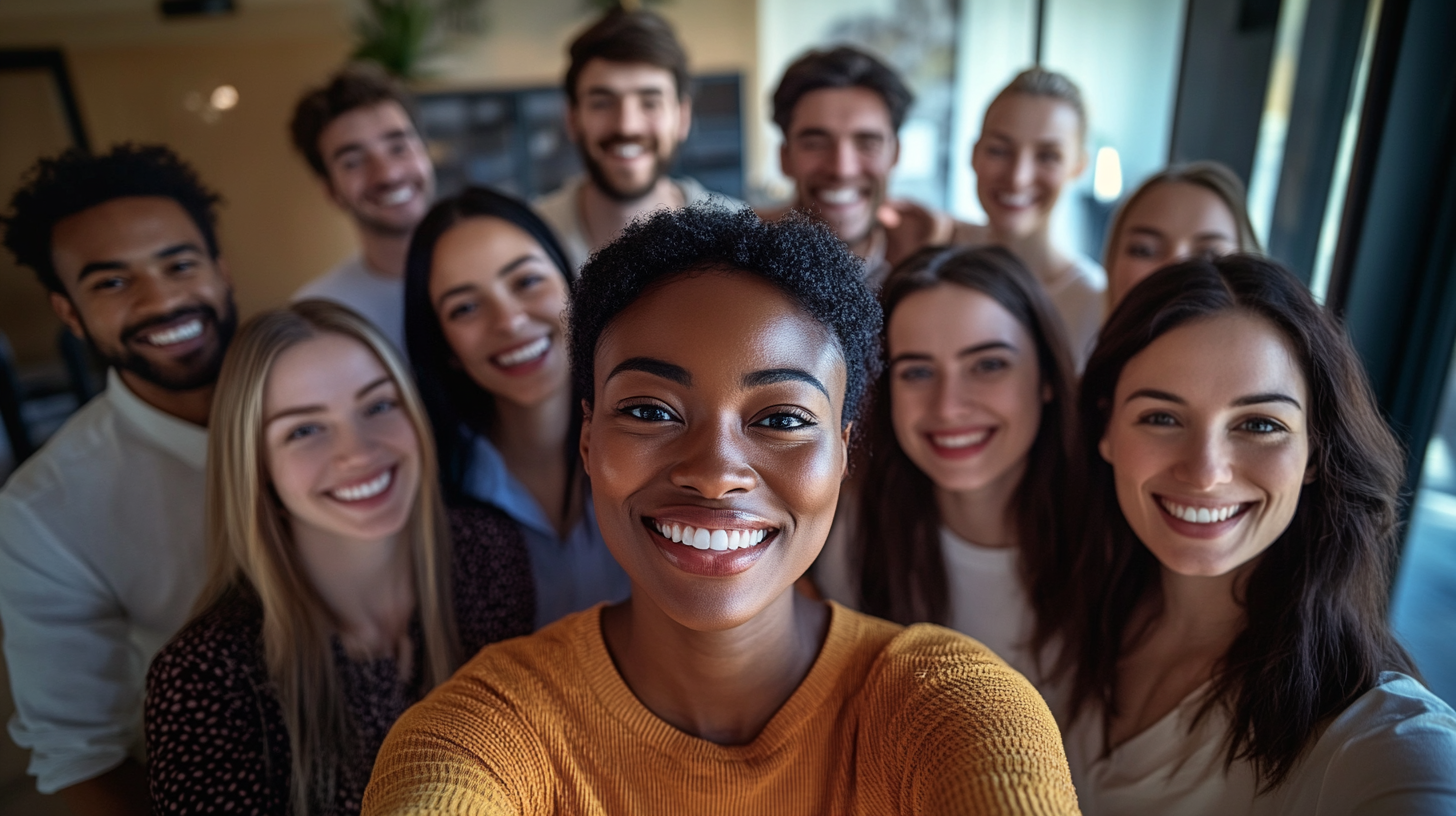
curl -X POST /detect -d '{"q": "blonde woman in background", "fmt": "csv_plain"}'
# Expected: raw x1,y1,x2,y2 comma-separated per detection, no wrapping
1103,161,1260,308
144,301,533,815
959,67,1104,368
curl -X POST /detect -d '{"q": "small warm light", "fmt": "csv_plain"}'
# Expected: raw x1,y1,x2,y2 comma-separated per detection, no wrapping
210,85,239,111
1093,146,1123,203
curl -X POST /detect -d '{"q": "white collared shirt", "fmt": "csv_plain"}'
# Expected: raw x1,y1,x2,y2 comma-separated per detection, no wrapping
0,370,208,793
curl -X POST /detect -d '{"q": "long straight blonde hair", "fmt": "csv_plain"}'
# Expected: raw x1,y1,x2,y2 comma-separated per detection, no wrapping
195,299,459,814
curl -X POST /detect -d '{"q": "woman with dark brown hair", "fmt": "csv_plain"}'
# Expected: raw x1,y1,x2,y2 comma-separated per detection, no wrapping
815,245,1080,692
1060,254,1456,814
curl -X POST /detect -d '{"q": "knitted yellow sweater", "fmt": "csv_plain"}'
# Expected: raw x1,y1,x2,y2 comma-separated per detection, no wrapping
363,602,1080,815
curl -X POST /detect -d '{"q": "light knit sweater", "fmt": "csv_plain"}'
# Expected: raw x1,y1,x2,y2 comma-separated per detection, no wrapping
363,602,1080,815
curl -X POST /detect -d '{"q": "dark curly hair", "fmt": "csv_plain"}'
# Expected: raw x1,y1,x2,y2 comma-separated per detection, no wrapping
772,46,915,135
568,205,882,429
2,143,222,295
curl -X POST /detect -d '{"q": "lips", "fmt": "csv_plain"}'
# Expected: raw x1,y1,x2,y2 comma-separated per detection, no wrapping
924,427,995,459
143,318,204,347
375,184,418,207
995,191,1036,209
490,336,551,372
642,509,780,577
653,520,771,551
123,307,215,352
1159,497,1248,524
1154,494,1254,540
328,467,394,503
601,138,655,162
816,186,865,207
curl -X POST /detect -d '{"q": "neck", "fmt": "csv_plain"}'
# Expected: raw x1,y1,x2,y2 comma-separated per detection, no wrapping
934,459,1024,548
357,227,412,281
602,589,830,745
1151,565,1249,651
292,522,415,657
987,224,1069,284
579,177,683,252
489,384,577,532
118,371,213,427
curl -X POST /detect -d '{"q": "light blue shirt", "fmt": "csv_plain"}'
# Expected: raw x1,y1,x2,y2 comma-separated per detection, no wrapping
463,434,630,629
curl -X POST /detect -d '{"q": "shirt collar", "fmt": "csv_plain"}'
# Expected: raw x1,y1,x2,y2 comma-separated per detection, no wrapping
105,368,208,470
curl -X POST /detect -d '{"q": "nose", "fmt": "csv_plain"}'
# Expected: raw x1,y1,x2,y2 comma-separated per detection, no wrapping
617,96,646,136
483,295,529,336
331,416,378,467
832,138,859,179
669,416,756,499
1011,150,1036,189
1174,428,1234,490
931,372,964,421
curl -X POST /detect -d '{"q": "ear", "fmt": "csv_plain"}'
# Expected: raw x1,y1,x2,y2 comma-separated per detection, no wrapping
49,292,85,340
676,94,693,142
579,398,594,478
1303,458,1317,485
1072,145,1090,179
889,134,900,168
839,422,853,480
779,139,792,178
1042,381,1053,404
564,103,583,146
214,255,233,287
321,175,344,209
1098,433,1112,464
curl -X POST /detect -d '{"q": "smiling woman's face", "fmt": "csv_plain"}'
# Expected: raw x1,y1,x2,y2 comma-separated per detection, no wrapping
581,270,850,631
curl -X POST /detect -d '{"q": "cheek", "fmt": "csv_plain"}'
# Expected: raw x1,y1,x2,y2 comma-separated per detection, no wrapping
889,383,928,446
765,442,846,523
265,447,315,516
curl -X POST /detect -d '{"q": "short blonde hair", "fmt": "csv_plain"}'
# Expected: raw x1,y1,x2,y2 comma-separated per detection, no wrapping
196,299,458,813
987,66,1088,141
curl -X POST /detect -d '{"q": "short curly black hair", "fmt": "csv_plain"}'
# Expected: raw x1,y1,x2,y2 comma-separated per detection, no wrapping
569,205,882,428
2,143,223,295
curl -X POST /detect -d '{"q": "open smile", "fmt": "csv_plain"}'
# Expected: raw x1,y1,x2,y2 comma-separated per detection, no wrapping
327,466,397,505
924,426,995,459
1155,495,1254,539
642,514,780,577
490,336,551,373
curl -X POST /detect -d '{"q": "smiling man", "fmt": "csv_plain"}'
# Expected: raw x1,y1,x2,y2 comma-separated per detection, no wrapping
762,47,972,289
535,8,743,269
0,144,237,815
290,64,435,349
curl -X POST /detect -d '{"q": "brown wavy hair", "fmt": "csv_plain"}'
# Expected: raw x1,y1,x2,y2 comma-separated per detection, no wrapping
854,245,1081,656
1062,253,1416,790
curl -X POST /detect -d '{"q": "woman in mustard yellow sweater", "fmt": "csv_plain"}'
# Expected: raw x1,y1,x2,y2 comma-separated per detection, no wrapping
363,206,1081,816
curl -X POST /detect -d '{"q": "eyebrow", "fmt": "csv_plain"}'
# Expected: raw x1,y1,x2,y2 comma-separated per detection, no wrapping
1124,388,1303,410
77,243,205,282
264,377,394,426
606,357,691,386
742,368,830,400
328,129,412,163
889,340,1016,366
434,254,541,306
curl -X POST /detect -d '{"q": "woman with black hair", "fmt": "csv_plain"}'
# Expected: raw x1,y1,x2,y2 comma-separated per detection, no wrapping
816,245,1078,694
404,187,629,629
364,206,1079,815
1060,255,1456,813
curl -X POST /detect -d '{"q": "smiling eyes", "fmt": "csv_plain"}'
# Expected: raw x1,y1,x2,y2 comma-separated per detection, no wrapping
1137,410,1290,435
282,398,400,442
895,355,1011,383
619,402,817,430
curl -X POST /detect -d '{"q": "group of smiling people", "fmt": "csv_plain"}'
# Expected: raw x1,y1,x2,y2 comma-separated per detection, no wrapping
153,195,1456,814
3,8,1456,816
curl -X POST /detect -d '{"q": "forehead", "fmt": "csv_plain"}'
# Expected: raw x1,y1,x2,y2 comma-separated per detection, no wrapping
576,59,679,97
432,216,545,279
983,94,1082,144
1125,182,1238,235
1118,312,1307,406
50,196,206,277
596,270,845,393
889,283,1029,352
318,100,415,154
266,331,391,411
788,86,894,137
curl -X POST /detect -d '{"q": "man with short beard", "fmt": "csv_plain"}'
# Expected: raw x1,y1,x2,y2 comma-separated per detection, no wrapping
290,64,435,350
0,144,237,815
535,8,743,270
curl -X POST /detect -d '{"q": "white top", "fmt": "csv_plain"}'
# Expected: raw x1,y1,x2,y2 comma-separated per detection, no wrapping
814,522,1052,701
1044,254,1107,371
0,370,209,792
1065,672,1456,816
293,254,405,351
533,175,745,270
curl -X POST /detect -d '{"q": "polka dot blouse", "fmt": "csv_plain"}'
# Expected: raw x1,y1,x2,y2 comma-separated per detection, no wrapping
145,504,535,815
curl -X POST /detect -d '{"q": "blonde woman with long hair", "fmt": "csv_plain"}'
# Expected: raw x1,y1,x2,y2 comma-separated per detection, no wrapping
144,300,533,815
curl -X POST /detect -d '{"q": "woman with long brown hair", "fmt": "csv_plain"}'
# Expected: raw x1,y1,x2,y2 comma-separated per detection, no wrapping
144,301,533,815
1060,255,1456,813
816,245,1079,691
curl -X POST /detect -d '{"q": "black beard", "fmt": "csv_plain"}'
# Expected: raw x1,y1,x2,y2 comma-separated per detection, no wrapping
580,139,678,203
87,295,239,392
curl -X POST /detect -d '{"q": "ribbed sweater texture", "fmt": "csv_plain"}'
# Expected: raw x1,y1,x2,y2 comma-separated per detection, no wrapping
363,601,1080,815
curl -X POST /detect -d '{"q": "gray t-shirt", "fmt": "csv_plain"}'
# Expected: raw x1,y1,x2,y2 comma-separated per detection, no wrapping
293,255,405,351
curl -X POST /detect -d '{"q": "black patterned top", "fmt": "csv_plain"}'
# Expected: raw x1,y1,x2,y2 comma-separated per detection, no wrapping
145,504,535,815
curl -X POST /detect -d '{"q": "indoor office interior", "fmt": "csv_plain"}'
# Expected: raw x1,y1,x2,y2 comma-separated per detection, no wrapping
0,0,1453,811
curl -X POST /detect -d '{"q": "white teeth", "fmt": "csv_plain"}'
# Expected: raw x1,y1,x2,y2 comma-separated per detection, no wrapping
818,187,862,206
145,319,203,346
380,186,415,206
653,521,771,551
331,469,392,502
493,337,550,367
931,429,991,449
1160,499,1242,524
997,192,1034,207
612,143,646,158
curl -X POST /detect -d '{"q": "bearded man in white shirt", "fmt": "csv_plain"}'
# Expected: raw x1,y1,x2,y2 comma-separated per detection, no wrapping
0,143,237,815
